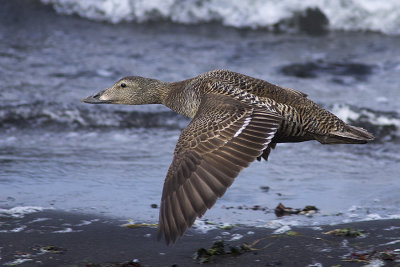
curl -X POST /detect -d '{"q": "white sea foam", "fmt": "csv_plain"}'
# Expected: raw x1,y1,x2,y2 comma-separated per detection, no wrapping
272,225,291,234
363,259,385,267
388,214,400,219
40,0,400,35
76,219,99,226
4,259,33,266
332,105,361,123
0,225,27,233
229,233,243,241
52,227,81,233
365,213,383,220
332,104,400,134
0,206,44,218
383,240,400,246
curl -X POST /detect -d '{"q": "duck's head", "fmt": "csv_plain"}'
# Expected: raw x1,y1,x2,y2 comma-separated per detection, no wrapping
82,76,164,105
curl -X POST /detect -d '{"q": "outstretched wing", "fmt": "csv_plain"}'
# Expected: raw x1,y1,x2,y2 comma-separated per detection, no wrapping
158,93,282,244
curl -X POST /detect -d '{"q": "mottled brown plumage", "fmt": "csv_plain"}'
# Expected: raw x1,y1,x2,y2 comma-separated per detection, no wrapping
82,69,374,244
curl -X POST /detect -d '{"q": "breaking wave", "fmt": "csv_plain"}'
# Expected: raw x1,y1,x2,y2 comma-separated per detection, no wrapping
0,102,188,131
1,102,399,142
40,0,400,35
331,104,400,143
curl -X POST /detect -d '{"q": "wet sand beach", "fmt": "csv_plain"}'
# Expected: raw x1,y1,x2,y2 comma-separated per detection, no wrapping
1,210,399,266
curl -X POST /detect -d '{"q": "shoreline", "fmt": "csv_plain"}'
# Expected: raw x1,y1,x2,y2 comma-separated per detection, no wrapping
1,209,399,266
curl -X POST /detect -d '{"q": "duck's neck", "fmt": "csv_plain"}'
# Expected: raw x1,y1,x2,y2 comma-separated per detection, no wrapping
161,79,200,118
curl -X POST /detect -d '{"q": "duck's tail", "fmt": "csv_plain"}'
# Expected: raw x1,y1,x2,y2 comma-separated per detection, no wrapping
315,125,374,144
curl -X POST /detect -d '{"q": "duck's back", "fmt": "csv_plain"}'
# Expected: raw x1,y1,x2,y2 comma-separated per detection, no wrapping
200,70,373,144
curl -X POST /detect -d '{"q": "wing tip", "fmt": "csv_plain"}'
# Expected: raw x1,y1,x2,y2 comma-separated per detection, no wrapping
158,226,181,246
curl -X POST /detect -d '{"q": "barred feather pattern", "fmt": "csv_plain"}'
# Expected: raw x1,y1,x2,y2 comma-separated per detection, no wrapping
158,94,281,244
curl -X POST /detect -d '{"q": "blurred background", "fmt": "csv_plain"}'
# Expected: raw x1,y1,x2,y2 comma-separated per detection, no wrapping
0,0,399,227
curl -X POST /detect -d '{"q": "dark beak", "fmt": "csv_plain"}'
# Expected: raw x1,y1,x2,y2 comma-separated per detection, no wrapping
81,90,112,104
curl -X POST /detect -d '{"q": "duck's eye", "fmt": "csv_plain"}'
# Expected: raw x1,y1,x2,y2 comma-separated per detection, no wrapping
120,83,127,88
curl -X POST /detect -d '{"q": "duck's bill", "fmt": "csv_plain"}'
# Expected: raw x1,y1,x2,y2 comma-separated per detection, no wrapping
81,90,112,104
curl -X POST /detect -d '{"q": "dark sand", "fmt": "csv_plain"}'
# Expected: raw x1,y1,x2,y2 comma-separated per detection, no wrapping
0,210,399,266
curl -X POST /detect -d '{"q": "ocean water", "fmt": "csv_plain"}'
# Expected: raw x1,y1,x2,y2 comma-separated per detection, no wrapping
0,0,399,229
41,0,400,34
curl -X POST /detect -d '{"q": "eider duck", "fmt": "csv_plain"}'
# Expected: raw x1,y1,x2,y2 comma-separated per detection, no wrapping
82,69,374,244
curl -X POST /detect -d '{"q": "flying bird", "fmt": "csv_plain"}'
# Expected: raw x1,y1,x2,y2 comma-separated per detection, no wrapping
82,69,374,244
